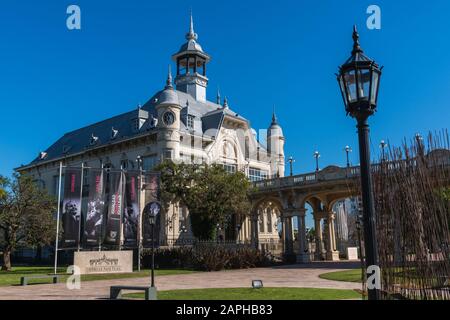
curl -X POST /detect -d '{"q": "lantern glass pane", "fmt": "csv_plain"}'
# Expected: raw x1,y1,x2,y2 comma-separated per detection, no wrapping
358,69,371,100
371,71,379,104
344,70,357,103
339,76,348,107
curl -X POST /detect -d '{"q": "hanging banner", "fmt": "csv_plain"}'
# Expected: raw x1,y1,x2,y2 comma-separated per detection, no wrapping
62,168,82,247
104,171,124,245
143,202,161,248
84,169,106,247
123,172,140,247
142,173,161,248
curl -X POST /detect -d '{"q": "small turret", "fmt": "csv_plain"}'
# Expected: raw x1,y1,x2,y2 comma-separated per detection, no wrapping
267,109,285,177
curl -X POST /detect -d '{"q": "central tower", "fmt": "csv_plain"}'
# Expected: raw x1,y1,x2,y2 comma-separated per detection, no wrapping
172,13,211,102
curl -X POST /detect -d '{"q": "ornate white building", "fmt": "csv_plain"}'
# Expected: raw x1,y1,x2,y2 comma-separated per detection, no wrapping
17,14,285,246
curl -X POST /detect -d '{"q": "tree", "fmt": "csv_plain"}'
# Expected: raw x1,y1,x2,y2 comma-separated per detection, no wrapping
156,161,253,240
0,174,56,271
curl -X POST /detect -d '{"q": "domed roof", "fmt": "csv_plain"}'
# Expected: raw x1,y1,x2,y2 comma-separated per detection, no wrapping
268,112,283,136
177,39,204,54
158,88,180,107
156,67,180,107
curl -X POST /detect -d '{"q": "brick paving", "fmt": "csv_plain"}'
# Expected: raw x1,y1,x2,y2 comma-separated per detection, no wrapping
0,262,362,300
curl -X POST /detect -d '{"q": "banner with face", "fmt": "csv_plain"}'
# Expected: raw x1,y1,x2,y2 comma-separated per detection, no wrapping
84,169,106,247
123,172,140,247
62,168,82,247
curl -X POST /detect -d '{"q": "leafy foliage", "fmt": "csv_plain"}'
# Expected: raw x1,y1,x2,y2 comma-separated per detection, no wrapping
156,161,253,240
0,174,56,271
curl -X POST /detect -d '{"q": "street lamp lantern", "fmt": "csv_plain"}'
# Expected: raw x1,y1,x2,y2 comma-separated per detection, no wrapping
313,151,320,172
287,156,295,176
337,26,382,300
337,26,382,120
379,140,388,162
344,145,352,167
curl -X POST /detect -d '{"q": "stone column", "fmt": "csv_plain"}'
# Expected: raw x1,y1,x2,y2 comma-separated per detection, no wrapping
325,212,340,261
314,217,323,260
280,216,286,255
285,216,293,254
250,213,259,249
296,209,310,263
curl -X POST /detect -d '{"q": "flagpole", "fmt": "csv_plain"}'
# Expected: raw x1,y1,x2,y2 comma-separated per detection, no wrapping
54,162,63,275
99,164,104,252
137,158,143,272
77,163,85,252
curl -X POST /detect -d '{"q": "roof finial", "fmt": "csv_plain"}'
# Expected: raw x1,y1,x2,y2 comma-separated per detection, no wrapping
216,87,221,105
223,96,229,109
271,105,278,125
165,64,173,89
186,9,198,41
352,25,363,54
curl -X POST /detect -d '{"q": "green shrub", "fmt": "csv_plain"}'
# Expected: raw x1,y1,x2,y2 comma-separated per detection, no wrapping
142,245,276,271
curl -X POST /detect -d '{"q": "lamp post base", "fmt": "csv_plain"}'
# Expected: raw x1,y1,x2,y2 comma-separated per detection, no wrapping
146,287,157,300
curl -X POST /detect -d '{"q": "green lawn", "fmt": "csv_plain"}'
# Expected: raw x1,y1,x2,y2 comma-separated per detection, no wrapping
125,287,361,300
0,266,196,287
319,269,363,283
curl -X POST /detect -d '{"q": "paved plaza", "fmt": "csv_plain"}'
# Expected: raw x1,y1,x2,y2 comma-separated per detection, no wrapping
0,262,361,300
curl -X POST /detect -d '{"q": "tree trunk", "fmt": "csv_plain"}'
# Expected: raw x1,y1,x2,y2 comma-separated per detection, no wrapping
1,249,12,271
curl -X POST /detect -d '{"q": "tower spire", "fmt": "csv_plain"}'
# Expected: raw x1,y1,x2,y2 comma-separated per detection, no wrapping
186,10,198,41
271,105,278,125
165,64,173,89
223,96,229,109
216,87,221,104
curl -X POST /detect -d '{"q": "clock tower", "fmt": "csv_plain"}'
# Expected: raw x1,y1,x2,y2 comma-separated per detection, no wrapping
172,13,211,102
156,67,181,161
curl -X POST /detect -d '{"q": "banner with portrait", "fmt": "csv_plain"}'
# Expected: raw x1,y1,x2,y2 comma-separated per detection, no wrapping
104,171,124,245
83,169,106,247
123,171,140,247
62,167,82,248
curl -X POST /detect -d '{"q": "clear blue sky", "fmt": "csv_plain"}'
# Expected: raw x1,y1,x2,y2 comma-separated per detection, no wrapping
1,0,449,178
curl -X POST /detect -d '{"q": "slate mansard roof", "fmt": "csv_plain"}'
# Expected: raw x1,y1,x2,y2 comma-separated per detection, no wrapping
24,90,255,167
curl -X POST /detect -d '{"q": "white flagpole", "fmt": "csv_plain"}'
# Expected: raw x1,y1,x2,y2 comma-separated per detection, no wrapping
77,163,85,252
54,162,63,275
99,164,104,252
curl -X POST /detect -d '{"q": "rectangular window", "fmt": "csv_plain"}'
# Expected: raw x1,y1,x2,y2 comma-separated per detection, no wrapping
187,115,195,130
248,167,268,182
142,155,158,171
163,149,174,160
222,163,237,174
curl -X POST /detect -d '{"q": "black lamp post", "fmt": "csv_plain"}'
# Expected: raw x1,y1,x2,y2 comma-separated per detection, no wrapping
144,201,161,288
313,151,320,172
337,26,382,300
288,156,295,176
344,145,352,167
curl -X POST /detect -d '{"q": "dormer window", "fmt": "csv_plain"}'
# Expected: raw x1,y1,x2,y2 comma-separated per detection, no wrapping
132,118,146,132
90,134,99,145
111,127,119,140
187,114,195,130
148,114,158,129
62,145,71,154
39,151,48,160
